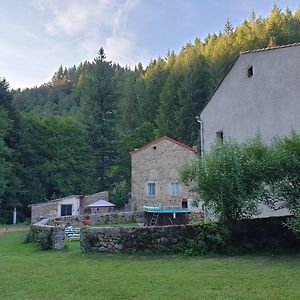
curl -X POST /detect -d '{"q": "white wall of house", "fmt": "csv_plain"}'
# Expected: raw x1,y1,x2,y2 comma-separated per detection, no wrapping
57,196,81,217
201,45,300,152
200,45,300,219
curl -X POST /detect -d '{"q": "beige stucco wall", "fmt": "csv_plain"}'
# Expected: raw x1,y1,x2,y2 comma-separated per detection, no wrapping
90,206,114,214
131,139,197,210
57,196,81,217
31,195,81,224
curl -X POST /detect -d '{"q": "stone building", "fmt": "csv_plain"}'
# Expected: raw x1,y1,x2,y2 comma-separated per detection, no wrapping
129,136,199,211
200,43,300,153
87,199,115,214
30,191,109,223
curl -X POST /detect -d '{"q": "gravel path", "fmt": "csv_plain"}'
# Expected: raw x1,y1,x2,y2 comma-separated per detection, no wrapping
0,226,30,234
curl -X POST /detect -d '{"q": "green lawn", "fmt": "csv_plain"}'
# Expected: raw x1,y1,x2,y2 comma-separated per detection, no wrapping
0,222,30,227
0,231,300,300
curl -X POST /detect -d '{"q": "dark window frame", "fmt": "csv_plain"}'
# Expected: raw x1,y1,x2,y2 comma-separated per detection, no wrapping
247,66,253,78
216,130,224,144
61,204,72,216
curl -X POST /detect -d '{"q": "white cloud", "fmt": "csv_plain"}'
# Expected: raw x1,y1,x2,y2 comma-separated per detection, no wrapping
104,32,150,67
29,0,150,67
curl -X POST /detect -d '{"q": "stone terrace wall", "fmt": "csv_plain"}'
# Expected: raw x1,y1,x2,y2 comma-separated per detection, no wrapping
31,219,65,250
47,211,145,227
80,224,198,254
31,201,58,224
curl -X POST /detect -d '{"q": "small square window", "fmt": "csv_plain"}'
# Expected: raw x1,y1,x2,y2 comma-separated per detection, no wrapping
170,182,180,196
61,204,72,216
182,200,188,209
147,182,156,197
216,130,224,144
247,66,253,78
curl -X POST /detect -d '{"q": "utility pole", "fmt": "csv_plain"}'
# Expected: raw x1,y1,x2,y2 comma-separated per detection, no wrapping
196,115,204,158
13,208,17,225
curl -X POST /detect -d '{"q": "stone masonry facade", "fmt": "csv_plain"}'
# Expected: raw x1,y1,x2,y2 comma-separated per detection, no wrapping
31,219,65,250
130,136,198,210
30,191,109,223
80,225,198,254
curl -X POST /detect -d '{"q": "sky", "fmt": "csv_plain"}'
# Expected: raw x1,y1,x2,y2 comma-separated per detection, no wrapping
1,0,299,89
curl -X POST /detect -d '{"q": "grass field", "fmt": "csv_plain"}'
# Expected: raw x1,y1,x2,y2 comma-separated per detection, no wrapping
0,231,300,300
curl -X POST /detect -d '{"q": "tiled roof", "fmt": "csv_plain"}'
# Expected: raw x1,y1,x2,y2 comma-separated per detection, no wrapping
130,136,197,155
87,199,115,207
28,195,83,207
241,42,300,54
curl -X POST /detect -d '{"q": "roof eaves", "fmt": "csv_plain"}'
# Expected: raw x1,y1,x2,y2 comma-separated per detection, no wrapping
200,43,300,116
130,136,196,155
241,42,300,55
28,194,83,207
200,54,240,116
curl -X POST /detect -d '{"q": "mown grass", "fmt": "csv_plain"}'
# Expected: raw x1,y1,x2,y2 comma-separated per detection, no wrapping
0,231,300,300
0,222,30,227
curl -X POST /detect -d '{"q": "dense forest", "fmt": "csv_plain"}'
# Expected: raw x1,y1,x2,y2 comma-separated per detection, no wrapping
1,5,300,223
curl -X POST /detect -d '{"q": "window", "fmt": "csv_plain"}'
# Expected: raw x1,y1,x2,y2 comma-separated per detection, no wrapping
216,130,224,144
182,200,188,209
170,182,180,196
61,204,72,216
247,66,253,78
147,182,156,197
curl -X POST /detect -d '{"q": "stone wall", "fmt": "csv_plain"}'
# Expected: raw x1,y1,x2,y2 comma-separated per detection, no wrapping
31,219,65,250
46,211,145,227
30,195,83,223
30,201,59,224
80,191,109,213
80,224,198,254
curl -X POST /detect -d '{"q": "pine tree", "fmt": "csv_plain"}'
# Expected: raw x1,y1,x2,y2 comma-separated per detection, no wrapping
80,48,117,190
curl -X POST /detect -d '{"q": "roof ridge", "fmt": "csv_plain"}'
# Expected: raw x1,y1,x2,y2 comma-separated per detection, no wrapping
241,42,300,54
130,135,197,155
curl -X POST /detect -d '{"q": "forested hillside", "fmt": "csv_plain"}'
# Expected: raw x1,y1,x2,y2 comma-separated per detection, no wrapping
1,6,300,222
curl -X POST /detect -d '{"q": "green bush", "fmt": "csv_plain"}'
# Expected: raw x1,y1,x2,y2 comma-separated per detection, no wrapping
26,230,52,250
37,233,52,250
182,137,267,227
184,222,230,256
24,231,34,244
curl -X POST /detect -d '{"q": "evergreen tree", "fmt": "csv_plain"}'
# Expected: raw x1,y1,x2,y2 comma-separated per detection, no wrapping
0,79,23,222
80,48,117,190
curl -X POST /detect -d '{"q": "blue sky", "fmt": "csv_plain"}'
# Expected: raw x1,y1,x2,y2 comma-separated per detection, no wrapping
1,0,299,89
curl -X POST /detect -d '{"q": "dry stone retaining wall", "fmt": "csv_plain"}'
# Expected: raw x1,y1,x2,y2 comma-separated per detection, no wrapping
80,224,198,254
46,211,145,227
31,219,65,250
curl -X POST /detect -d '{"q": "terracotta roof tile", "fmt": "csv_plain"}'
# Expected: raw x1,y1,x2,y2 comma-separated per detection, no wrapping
130,136,197,155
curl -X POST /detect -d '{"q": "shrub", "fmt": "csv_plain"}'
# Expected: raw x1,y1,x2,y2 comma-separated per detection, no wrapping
26,230,53,250
263,132,300,234
24,231,34,244
184,222,230,256
182,137,267,227
37,233,52,250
